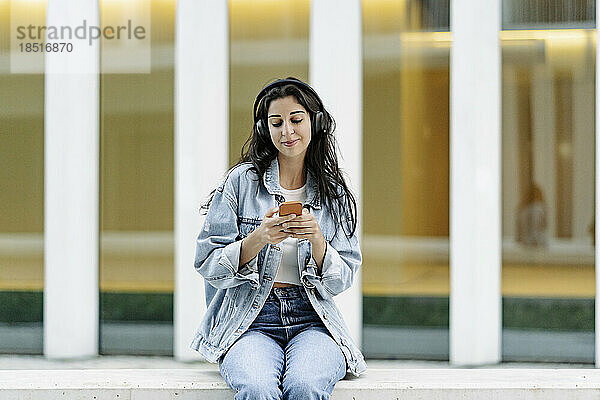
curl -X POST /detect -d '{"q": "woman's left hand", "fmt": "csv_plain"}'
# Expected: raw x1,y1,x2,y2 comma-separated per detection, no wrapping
281,208,324,246
282,208,326,270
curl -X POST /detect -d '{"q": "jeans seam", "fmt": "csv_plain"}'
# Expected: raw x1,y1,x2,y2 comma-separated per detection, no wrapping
324,352,345,390
219,358,239,393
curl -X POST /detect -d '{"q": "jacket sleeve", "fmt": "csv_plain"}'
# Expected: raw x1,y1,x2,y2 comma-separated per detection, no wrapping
193,174,260,290
301,216,362,300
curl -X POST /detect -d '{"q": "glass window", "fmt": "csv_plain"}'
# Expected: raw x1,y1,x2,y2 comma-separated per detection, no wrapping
501,0,595,362
99,0,175,355
362,0,451,359
503,0,595,30
0,0,45,354
229,0,310,166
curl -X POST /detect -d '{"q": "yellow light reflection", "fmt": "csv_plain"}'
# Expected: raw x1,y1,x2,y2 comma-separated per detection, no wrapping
401,31,452,43
395,29,594,49
500,29,595,67
100,0,154,3
399,31,452,48
500,29,594,43
229,0,285,3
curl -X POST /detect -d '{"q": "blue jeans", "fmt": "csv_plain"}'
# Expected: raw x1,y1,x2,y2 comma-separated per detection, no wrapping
218,285,347,400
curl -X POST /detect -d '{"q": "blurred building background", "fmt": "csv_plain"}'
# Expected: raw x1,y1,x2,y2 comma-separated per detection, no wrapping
0,0,596,363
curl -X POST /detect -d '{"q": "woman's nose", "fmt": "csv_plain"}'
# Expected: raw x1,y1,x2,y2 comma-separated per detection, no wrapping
282,120,295,137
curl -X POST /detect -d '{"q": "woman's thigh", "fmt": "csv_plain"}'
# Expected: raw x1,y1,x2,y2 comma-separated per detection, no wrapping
281,326,347,398
219,330,285,395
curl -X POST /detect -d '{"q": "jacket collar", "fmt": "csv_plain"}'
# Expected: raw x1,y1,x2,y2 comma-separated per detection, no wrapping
263,157,321,210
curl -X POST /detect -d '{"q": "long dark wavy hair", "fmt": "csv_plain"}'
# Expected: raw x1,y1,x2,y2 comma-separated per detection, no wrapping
200,77,358,239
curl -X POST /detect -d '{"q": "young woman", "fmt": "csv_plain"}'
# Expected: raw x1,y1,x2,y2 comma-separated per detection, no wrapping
191,77,366,399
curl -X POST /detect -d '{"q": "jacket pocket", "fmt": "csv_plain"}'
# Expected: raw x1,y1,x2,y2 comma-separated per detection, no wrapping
238,217,261,238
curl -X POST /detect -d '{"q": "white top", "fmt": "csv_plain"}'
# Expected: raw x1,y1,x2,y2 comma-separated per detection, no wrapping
275,183,307,285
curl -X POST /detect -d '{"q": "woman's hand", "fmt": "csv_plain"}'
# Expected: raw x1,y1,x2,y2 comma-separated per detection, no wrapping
280,208,322,244
254,206,297,246
282,208,326,270
239,207,297,267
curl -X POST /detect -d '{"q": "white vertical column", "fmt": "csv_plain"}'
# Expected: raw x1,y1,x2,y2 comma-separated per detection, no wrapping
310,0,363,347
44,0,99,358
595,0,600,368
450,0,501,365
174,0,229,360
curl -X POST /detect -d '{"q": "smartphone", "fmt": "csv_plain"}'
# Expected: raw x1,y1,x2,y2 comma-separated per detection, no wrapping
279,201,302,217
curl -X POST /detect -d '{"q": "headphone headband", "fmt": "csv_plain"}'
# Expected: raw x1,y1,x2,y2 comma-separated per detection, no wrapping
252,77,324,122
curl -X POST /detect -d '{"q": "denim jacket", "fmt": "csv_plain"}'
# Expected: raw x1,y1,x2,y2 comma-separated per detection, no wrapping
190,157,367,377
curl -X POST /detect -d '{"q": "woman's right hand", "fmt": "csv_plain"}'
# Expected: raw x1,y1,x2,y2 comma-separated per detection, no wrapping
255,206,298,245
239,206,298,267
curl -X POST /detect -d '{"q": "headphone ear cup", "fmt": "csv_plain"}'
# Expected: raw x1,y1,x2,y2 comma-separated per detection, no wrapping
314,111,325,134
256,119,268,139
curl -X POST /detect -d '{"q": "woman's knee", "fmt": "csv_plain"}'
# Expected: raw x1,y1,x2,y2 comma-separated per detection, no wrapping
283,379,326,400
236,381,282,400
282,353,346,399
220,363,282,400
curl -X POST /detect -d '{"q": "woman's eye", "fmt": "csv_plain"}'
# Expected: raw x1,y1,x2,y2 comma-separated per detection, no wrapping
271,119,301,127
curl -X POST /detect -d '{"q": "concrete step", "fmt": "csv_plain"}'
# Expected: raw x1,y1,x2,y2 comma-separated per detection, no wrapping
1,368,599,399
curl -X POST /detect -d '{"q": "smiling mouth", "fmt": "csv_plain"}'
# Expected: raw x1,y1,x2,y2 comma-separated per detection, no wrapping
282,139,299,147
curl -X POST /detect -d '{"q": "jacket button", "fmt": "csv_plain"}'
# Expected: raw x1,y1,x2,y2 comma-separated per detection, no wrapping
323,313,328,320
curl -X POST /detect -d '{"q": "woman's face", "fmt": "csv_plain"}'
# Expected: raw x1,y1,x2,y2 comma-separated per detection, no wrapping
267,96,311,161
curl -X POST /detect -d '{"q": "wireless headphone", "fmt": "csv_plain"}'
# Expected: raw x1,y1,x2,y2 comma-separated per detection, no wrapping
253,77,327,139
